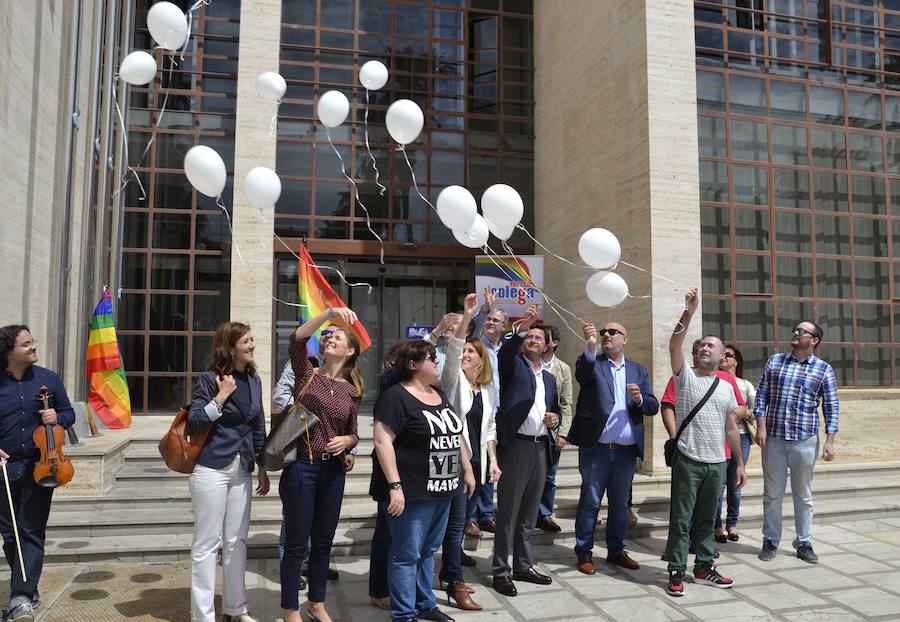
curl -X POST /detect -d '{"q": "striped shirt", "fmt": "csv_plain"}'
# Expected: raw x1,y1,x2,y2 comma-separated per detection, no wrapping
754,352,839,441
674,362,738,464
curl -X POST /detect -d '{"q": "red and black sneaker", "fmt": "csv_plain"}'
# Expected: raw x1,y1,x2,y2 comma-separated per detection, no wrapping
693,566,734,588
666,570,684,597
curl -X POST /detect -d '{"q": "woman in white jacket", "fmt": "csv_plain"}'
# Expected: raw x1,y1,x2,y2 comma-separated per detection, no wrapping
438,293,501,611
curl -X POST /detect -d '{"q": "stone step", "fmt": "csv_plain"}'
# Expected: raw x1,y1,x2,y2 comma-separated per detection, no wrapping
43,492,900,563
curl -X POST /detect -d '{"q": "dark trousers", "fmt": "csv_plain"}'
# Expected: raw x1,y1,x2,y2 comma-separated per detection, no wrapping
537,447,561,520
369,502,391,599
279,458,345,609
467,480,494,522
0,466,52,607
440,487,468,584
574,444,637,556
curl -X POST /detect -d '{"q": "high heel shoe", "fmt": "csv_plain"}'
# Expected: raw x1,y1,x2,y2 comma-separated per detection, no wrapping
447,581,482,611
304,610,324,622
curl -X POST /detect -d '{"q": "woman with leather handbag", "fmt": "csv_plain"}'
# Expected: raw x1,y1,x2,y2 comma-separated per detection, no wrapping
187,322,269,622
280,308,363,622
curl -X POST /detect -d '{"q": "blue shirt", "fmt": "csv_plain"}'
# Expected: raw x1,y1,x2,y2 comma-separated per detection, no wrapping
597,356,636,446
754,351,839,441
0,365,75,479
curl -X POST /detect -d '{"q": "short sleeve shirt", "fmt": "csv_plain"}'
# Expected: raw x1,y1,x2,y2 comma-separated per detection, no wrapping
674,363,738,464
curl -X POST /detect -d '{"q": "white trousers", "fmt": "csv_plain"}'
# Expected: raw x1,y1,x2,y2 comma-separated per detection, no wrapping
189,455,252,622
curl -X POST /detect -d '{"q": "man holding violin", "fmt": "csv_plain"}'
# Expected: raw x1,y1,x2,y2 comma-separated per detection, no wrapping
0,325,75,622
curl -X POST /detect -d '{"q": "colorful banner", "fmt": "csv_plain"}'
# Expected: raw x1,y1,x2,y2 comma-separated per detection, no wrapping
86,287,132,429
474,255,544,325
298,244,373,357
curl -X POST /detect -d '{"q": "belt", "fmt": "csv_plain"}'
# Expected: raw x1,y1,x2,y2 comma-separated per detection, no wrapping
515,433,548,443
301,452,336,462
597,442,633,449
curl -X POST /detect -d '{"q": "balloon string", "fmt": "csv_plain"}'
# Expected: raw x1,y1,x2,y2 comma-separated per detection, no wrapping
216,195,245,267
273,233,374,293
181,0,209,62
134,53,175,171
364,89,387,196
324,126,384,264
398,145,438,215
514,224,593,271
111,87,147,201
273,296,308,309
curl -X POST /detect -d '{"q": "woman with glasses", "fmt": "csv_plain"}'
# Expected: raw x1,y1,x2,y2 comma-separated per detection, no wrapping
715,344,756,543
371,340,476,622
437,294,501,611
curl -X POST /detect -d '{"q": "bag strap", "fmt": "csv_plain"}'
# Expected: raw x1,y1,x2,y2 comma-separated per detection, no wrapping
673,376,720,446
292,371,317,461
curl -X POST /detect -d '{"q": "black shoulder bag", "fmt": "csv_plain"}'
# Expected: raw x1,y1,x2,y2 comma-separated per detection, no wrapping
664,377,720,468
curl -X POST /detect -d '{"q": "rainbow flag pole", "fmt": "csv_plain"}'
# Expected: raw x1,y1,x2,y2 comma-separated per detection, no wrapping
86,286,132,429
298,244,372,357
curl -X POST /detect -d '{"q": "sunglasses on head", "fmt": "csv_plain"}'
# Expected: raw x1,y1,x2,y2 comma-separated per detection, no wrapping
599,328,623,337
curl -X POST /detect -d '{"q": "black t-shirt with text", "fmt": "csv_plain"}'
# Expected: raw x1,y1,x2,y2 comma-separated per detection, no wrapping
370,383,463,501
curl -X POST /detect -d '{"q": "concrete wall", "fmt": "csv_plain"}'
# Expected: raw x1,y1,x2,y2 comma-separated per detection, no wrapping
533,0,702,471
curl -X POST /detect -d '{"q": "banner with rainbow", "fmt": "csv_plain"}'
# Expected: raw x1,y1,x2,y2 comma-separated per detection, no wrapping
299,244,372,357
475,255,544,324
86,287,132,429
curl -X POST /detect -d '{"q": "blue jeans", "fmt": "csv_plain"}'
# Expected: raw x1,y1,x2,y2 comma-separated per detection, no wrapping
467,480,494,523
368,503,391,599
0,467,52,609
762,435,819,548
574,444,637,556
537,447,561,520
440,488,468,584
383,498,452,622
279,458,345,609
715,433,752,529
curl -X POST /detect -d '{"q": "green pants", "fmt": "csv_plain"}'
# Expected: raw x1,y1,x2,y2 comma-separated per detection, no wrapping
664,450,726,574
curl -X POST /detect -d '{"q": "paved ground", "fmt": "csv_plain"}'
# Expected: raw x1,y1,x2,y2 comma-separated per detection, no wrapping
5,516,900,621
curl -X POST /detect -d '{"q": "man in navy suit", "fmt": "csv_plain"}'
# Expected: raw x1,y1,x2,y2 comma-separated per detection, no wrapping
491,304,560,597
568,322,658,574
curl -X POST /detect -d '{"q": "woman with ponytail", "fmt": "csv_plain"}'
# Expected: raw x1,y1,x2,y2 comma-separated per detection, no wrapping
280,308,363,622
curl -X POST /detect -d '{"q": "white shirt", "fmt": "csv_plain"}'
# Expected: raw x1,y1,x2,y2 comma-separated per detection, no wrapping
517,367,547,436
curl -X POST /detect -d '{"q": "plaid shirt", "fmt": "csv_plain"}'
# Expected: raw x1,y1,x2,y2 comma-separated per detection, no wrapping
754,351,839,441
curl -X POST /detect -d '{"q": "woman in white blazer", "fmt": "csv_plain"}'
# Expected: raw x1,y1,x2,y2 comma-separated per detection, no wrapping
438,293,501,611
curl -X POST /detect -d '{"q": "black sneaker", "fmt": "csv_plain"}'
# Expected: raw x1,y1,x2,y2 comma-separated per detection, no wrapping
666,570,684,597
796,543,819,564
758,539,777,561
418,607,455,622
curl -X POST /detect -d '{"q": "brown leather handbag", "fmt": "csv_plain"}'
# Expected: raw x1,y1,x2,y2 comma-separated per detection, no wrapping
158,404,214,473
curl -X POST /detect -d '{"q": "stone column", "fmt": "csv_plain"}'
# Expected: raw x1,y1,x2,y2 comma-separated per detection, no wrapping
533,0,701,472
231,0,281,414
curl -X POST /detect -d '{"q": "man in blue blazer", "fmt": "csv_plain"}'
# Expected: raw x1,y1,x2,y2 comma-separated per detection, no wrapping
567,321,658,574
491,304,561,598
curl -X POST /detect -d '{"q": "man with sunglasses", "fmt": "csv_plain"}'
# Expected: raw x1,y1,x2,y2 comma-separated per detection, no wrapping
755,320,839,564
567,322,658,575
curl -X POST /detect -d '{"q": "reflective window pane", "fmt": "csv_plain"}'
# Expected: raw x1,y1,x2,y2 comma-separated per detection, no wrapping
731,120,768,161
775,211,810,252
776,256,813,297
147,377,187,412
848,90,882,129
702,299,732,342
851,176,885,214
855,261,889,299
813,172,848,212
700,161,728,202
848,133,884,172
729,75,766,115
858,348,891,386
769,79,806,120
816,258,852,298
734,208,770,250
777,300,814,342
735,299,774,341
853,218,888,257
698,116,727,157
702,253,731,295
811,129,846,169
818,302,853,343
735,254,771,294
772,124,807,164
700,206,729,248
732,166,768,205
697,71,725,111
773,168,809,209
809,86,845,124
816,215,851,255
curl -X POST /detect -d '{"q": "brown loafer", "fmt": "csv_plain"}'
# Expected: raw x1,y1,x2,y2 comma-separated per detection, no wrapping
607,550,639,570
512,567,552,585
464,521,482,538
536,516,562,533
492,575,517,597
478,518,497,533
576,553,596,575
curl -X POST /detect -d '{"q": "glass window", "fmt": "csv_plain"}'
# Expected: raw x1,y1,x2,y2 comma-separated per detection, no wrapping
776,256,813,297
700,206,729,248
702,253,731,295
818,302,853,343
735,254,771,294
893,221,900,258
858,348,891,386
152,213,192,249
886,95,900,131
321,0,354,29
430,151,465,186
816,215,851,255
857,303,891,343
735,299,774,341
853,218,888,257
315,181,352,217
702,299,732,342
851,176,885,214
147,377,187,412
194,255,230,293
698,116,727,157
848,91,882,129
150,254,189,290
355,184,389,220
124,212,148,248
773,168,809,209
809,86,845,124
734,208,770,250
277,180,312,216
732,166,768,205
848,133,884,172
855,261,889,299
119,334,144,372
811,129,846,169
503,15,532,48
155,173,193,209
777,300,814,342
359,1,392,32
772,124,807,164
813,172,848,212
122,253,146,289
397,5,429,37
775,211,810,252
816,258,852,298
729,75,766,115
119,294,145,331
315,143,351,180
697,71,725,111
149,294,187,331
885,137,900,174
769,79,806,120
730,120,768,161
193,294,228,331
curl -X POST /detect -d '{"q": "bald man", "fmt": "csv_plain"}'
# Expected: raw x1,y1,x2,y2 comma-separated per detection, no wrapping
567,321,658,574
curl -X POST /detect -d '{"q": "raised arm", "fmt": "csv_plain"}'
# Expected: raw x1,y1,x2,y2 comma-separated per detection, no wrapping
670,288,699,376
574,323,599,386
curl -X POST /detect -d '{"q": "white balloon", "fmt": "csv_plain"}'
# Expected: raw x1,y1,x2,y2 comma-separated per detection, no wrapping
244,167,282,209
119,51,157,85
578,228,622,269
359,60,389,90
147,1,189,51
481,184,524,229
486,218,516,241
184,145,226,198
436,186,477,232
317,90,350,128
453,214,489,249
255,71,287,101
586,271,629,307
385,99,424,145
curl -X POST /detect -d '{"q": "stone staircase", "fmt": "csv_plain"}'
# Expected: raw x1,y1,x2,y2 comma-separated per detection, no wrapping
44,421,900,563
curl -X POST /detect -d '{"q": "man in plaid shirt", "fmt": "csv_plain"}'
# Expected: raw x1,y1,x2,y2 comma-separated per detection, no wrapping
754,320,839,564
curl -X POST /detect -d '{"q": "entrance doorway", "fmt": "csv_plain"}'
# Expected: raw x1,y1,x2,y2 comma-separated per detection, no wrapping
273,256,471,401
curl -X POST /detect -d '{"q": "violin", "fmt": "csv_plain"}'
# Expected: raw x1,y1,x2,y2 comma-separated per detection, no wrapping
32,385,74,488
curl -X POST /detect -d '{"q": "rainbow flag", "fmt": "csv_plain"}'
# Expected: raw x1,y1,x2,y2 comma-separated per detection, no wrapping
474,256,534,285
299,245,372,357
86,287,132,429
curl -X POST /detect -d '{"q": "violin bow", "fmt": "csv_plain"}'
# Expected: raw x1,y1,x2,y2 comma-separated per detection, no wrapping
0,459,27,582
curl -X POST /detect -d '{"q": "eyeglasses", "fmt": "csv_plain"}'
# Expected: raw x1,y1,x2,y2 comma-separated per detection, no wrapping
17,340,38,349
723,352,736,359
792,327,814,337
598,328,623,337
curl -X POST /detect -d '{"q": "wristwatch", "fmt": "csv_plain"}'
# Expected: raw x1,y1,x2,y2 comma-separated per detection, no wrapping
388,481,402,490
